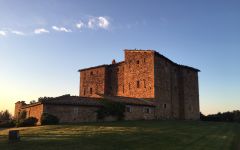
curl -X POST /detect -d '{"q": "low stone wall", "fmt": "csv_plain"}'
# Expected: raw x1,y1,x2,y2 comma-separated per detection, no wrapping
44,104,99,123
124,105,155,120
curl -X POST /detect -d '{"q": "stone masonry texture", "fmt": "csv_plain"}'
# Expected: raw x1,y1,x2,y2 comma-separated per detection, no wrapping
79,49,200,120
14,49,200,123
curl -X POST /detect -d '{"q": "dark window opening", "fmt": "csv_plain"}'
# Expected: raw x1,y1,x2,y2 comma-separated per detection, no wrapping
143,80,146,88
137,80,140,88
90,88,93,94
163,104,167,109
90,71,93,75
144,58,146,63
136,60,140,64
126,106,132,113
144,107,150,113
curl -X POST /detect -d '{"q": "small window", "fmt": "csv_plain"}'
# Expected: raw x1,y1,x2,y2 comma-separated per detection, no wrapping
137,80,140,88
143,80,146,88
74,107,78,114
144,107,150,114
90,88,93,94
90,71,93,75
126,106,132,113
83,88,86,95
163,104,167,109
136,60,140,64
144,58,146,63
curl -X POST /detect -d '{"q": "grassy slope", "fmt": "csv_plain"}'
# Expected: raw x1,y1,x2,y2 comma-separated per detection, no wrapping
0,121,239,150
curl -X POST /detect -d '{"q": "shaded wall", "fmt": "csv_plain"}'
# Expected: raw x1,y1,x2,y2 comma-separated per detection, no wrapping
124,105,155,120
44,104,99,123
106,62,125,96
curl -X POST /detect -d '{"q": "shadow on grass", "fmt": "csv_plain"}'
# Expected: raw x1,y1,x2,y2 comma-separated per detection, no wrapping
0,121,239,150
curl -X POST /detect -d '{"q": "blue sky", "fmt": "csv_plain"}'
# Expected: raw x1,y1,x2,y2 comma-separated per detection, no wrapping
0,0,240,115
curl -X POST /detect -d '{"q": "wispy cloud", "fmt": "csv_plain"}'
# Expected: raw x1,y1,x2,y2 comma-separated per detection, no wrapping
85,16,110,30
34,28,49,34
0,30,7,36
87,18,96,29
1,15,111,37
52,26,72,32
76,21,84,29
11,30,25,36
98,17,109,29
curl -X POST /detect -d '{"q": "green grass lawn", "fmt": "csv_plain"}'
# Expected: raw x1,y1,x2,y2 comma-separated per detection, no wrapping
0,121,239,150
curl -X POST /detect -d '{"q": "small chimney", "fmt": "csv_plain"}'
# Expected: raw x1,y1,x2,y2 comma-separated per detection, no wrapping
112,59,116,64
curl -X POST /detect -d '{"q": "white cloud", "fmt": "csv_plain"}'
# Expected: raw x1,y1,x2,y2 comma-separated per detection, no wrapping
98,17,109,29
86,16,110,30
34,28,49,34
76,21,84,29
52,26,72,32
0,30,7,36
11,30,25,35
88,18,96,29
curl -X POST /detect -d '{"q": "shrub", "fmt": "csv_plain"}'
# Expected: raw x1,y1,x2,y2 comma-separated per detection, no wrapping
96,100,125,120
16,117,38,127
0,120,16,128
41,113,59,125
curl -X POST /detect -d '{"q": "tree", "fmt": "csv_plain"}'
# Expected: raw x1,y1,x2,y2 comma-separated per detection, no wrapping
0,110,12,121
30,100,36,104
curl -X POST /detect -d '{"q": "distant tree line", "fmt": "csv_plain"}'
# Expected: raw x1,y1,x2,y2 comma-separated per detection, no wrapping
200,110,240,122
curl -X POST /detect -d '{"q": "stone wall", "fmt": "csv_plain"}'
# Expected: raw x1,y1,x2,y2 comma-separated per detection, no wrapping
44,104,99,123
181,68,200,120
154,52,199,120
80,66,107,97
106,62,125,96
124,105,155,120
14,101,26,119
78,50,200,120
23,104,44,124
154,54,176,119
123,50,155,98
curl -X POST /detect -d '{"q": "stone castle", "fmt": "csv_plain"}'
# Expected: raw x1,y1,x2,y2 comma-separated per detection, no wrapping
79,50,200,120
15,49,200,123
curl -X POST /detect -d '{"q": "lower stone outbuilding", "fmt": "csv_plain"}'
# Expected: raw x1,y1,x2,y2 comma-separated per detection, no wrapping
14,95,156,124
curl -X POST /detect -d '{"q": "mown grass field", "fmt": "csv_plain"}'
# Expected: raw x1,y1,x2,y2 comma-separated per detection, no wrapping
0,121,239,150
